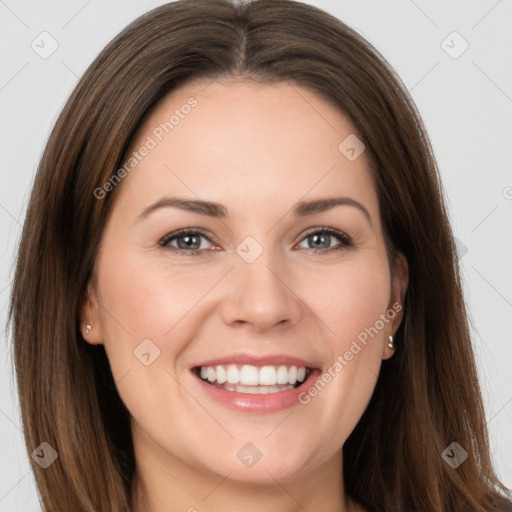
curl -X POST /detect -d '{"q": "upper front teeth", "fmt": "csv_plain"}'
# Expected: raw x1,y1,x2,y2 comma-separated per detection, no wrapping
199,364,308,386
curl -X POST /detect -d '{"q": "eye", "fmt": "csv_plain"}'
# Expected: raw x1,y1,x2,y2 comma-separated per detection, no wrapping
159,228,216,256
296,227,353,254
159,226,353,256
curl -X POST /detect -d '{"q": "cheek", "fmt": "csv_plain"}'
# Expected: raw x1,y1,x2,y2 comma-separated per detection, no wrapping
93,252,204,430
301,250,391,338
96,248,210,346
92,250,187,386
297,253,390,430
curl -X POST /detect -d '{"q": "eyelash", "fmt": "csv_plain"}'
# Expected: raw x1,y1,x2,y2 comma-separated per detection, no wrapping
158,227,354,256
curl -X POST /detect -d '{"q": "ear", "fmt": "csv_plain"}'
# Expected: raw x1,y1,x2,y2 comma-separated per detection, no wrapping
382,251,408,359
79,281,103,345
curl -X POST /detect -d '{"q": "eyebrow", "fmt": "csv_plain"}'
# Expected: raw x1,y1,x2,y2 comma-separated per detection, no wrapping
136,196,372,226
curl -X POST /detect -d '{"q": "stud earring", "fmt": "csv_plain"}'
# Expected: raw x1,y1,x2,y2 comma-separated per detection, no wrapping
85,324,92,334
387,335,394,350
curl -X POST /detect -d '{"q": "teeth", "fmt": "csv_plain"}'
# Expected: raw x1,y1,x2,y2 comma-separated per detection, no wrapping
219,383,295,394
259,366,276,385
197,364,310,387
226,364,239,384
288,366,297,385
276,365,289,384
216,365,227,384
240,365,259,385
207,367,216,382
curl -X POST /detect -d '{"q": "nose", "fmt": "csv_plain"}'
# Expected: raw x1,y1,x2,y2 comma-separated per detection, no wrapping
220,254,304,333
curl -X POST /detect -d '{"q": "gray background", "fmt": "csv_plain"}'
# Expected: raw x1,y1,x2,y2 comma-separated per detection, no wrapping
1,0,511,509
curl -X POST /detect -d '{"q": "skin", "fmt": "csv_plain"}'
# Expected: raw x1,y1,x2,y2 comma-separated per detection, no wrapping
82,78,408,512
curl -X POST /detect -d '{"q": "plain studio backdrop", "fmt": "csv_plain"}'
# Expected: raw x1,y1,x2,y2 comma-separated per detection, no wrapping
0,0,511,509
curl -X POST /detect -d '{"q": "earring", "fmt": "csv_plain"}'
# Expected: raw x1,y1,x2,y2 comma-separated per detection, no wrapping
387,335,394,350
85,324,92,334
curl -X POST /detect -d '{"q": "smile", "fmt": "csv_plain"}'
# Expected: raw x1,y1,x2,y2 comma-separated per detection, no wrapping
190,356,320,413
194,364,311,394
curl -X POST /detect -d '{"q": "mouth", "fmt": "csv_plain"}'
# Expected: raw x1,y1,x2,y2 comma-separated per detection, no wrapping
192,364,313,395
190,354,321,413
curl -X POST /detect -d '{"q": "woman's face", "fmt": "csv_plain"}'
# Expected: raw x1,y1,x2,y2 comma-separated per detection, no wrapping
83,79,407,486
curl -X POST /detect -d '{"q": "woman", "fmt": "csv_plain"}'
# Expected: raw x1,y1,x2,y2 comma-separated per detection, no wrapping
8,0,512,511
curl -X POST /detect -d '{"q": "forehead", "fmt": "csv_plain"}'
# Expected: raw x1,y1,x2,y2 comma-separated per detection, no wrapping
114,79,377,221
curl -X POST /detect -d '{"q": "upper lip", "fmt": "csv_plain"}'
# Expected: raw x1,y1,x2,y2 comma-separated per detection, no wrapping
191,353,318,369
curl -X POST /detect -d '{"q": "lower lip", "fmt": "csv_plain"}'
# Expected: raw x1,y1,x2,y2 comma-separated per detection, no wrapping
192,369,321,413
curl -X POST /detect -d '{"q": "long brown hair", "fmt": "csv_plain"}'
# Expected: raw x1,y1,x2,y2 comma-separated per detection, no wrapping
8,0,512,510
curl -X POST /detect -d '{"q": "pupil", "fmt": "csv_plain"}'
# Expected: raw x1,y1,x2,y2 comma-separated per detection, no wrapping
178,235,199,250
311,233,329,249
